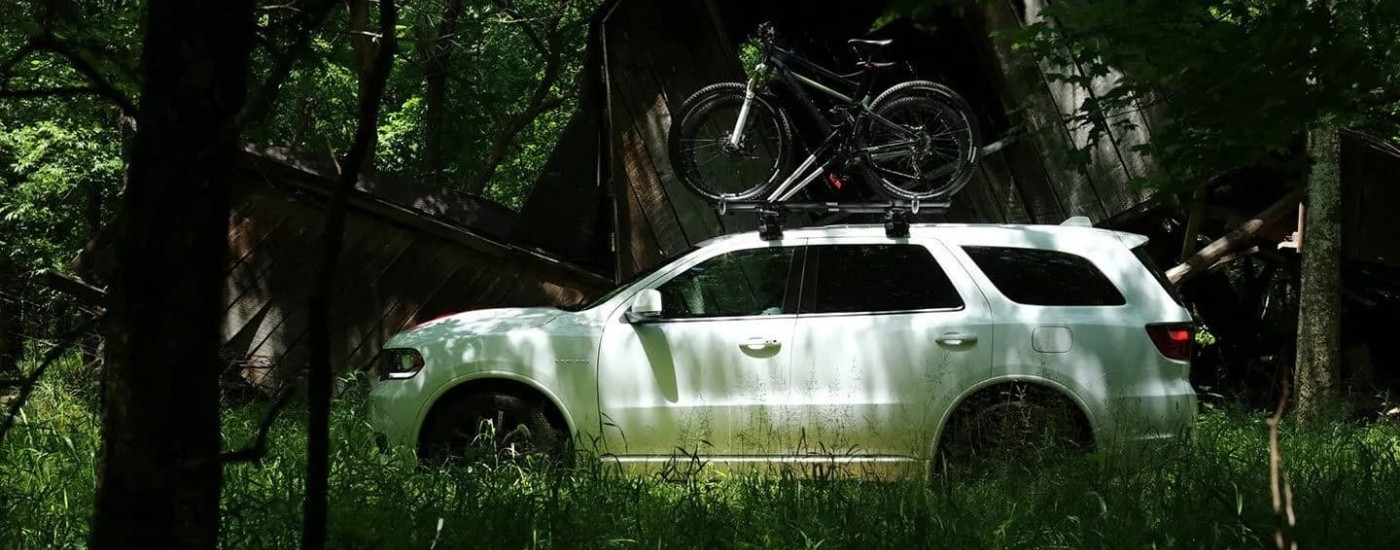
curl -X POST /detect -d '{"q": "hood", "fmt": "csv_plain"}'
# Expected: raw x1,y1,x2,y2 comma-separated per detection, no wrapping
385,307,566,349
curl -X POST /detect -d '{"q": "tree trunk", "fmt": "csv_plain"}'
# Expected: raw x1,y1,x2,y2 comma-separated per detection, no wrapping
345,0,379,175
88,0,255,547
466,93,566,196
302,1,397,548
421,0,463,188
1294,116,1343,421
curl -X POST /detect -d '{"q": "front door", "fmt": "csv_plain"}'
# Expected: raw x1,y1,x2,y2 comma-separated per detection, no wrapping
598,242,805,463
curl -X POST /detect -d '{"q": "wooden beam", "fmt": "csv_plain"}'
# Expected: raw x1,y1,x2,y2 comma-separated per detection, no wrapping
1167,190,1303,286
38,269,107,309
1205,245,1260,274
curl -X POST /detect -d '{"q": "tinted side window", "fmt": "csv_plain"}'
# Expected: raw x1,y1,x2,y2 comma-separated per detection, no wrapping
1131,245,1185,306
804,244,964,314
962,246,1125,306
656,247,796,319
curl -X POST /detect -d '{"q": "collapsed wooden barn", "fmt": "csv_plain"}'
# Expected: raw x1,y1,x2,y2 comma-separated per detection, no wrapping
537,0,1168,279
75,147,614,388
61,0,1400,394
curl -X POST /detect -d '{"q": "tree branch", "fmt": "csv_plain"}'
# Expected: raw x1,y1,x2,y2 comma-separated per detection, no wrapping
0,40,40,80
465,13,568,196
219,388,295,466
301,0,397,548
30,34,136,116
237,0,339,127
0,86,103,99
490,0,549,56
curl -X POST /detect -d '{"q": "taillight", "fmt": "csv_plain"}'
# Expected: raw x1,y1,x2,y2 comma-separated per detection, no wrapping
1146,322,1193,361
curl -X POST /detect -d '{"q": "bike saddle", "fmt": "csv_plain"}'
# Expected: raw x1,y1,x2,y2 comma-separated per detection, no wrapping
847,38,893,49
848,39,894,64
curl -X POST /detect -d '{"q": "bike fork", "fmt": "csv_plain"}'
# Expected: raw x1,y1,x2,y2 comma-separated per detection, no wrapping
728,77,758,148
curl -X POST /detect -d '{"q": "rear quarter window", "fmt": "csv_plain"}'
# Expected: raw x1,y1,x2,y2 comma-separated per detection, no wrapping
1130,245,1186,306
962,246,1126,306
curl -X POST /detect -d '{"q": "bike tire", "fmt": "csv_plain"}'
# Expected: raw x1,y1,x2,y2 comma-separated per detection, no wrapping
856,80,981,201
668,82,793,202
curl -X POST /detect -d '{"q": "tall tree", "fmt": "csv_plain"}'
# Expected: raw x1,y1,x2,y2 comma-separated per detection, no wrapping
464,0,579,196
1295,0,1344,420
419,0,463,188
88,0,255,546
302,0,397,547
345,0,381,174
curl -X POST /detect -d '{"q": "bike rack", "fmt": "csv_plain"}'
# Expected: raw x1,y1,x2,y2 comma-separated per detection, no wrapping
715,199,951,241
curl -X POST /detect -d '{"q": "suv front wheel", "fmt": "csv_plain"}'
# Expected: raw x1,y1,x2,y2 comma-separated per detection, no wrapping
419,391,568,468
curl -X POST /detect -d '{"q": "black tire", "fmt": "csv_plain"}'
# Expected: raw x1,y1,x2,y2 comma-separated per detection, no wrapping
935,384,1090,475
856,80,981,201
418,391,568,468
668,82,793,201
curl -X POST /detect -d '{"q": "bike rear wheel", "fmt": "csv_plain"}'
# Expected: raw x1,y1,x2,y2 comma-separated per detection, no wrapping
668,83,793,202
856,81,980,201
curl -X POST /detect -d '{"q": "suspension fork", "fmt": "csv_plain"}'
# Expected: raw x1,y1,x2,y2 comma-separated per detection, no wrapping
728,76,759,148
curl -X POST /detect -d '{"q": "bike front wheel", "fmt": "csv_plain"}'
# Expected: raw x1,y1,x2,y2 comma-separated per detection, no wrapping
668,83,793,202
856,81,981,201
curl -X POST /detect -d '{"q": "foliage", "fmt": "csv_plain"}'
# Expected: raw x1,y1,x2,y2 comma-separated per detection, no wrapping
6,363,1400,549
0,118,121,276
990,0,1400,191
242,0,598,210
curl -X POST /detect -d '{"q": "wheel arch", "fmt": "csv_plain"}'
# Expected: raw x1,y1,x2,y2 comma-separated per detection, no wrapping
928,375,1100,461
413,373,576,453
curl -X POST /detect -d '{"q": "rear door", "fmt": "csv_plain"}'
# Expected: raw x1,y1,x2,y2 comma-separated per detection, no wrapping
788,238,993,461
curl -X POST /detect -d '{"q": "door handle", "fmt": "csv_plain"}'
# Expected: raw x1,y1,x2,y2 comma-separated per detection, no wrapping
741,337,781,350
935,333,978,346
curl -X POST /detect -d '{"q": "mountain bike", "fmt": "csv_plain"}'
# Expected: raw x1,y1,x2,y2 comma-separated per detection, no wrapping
667,23,982,209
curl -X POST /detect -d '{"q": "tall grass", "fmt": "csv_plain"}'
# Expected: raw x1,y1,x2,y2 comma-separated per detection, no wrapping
3,360,1399,549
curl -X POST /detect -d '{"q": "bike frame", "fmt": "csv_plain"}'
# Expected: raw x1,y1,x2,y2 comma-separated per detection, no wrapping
725,41,931,204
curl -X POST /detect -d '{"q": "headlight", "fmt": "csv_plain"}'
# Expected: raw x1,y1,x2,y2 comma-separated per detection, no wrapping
378,348,425,380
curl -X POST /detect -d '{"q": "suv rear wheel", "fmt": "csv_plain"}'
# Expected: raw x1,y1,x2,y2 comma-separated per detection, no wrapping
936,383,1090,475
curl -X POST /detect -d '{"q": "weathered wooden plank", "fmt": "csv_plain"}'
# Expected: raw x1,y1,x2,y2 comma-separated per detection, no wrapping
986,0,1107,222
277,234,458,374
337,240,467,373
412,252,509,324
311,221,420,367
1096,70,1161,184
222,199,323,354
223,187,297,312
624,0,730,243
1067,61,1146,218
235,214,327,380
606,20,692,258
999,138,1063,224
978,150,1034,223
960,164,1009,223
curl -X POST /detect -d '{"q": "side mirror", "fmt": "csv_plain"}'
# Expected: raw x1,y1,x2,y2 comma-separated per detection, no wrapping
624,289,663,323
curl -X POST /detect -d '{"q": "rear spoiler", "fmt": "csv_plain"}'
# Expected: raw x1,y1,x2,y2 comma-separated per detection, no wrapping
1059,216,1150,248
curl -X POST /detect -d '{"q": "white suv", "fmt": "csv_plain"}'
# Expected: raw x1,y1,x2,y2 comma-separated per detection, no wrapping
367,221,1197,475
